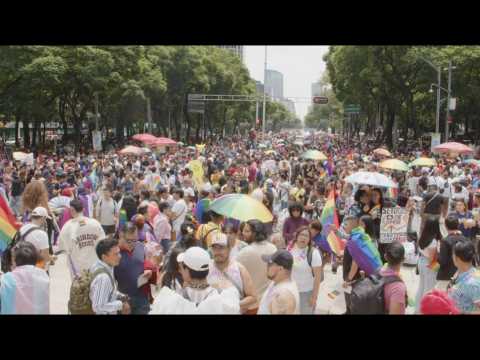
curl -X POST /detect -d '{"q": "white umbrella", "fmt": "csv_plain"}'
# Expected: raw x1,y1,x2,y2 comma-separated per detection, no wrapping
345,171,398,188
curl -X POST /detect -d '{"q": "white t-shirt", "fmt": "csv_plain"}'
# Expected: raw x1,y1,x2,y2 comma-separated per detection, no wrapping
19,223,49,252
290,247,322,292
171,199,187,233
96,197,118,226
406,176,419,196
59,216,106,279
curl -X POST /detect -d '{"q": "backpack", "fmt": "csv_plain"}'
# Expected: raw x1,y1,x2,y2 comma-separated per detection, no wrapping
349,273,403,314
68,266,115,315
1,225,42,273
306,246,314,277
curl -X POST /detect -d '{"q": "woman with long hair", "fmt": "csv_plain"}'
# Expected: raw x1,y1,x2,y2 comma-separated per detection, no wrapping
287,226,322,314
415,216,442,314
283,202,310,246
159,247,184,295
21,180,58,257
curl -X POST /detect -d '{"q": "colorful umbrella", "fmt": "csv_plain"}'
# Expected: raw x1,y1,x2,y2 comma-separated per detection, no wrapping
432,142,473,154
373,148,392,157
379,159,409,172
409,157,437,168
152,137,177,146
209,194,273,223
301,150,327,161
463,159,480,166
345,171,398,188
119,145,145,156
132,133,157,143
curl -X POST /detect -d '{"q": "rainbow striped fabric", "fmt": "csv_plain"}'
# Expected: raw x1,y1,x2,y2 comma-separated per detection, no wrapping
347,226,383,276
319,190,346,256
0,195,20,252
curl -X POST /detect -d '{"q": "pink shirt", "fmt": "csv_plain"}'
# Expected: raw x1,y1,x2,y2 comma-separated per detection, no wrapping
380,267,406,314
153,213,171,240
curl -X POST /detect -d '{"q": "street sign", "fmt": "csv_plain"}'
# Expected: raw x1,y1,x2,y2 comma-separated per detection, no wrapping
188,100,205,114
449,98,457,111
344,104,361,114
313,96,328,104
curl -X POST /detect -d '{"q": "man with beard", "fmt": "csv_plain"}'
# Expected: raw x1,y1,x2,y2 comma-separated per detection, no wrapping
207,231,256,314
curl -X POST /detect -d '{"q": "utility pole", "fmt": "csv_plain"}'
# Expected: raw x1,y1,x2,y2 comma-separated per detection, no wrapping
168,107,172,139
95,93,100,130
146,97,152,133
255,100,259,128
445,61,452,142
435,67,441,134
262,46,267,139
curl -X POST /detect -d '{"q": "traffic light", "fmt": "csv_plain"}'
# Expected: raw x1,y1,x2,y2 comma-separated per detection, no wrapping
313,96,328,105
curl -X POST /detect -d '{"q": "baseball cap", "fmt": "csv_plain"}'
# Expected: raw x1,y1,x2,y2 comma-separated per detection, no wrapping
261,250,293,271
176,247,210,272
31,206,51,219
210,231,228,247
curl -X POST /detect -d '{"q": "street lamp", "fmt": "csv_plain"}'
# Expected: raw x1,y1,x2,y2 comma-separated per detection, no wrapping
418,56,441,134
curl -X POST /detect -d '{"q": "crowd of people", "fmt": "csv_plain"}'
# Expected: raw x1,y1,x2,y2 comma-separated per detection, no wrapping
0,129,479,315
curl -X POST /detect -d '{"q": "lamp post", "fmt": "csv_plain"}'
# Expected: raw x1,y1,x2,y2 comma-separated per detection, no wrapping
262,46,267,140
418,56,441,134
445,61,455,142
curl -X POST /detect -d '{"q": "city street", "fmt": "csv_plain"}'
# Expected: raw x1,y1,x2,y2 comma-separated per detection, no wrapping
49,253,419,315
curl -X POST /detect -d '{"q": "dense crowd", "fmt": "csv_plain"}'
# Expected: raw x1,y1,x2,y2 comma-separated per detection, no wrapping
0,129,479,315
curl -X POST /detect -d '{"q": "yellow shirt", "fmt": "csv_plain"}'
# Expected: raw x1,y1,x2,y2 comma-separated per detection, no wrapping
195,222,222,248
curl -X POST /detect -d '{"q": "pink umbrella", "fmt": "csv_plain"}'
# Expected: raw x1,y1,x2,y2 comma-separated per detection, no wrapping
151,137,177,146
119,145,145,156
132,133,157,143
432,142,473,154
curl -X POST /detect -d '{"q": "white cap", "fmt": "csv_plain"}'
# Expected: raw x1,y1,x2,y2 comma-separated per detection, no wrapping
176,247,210,272
31,206,51,219
184,188,195,198
210,231,228,247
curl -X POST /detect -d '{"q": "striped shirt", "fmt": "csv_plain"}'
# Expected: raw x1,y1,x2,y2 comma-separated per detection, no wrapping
89,260,123,315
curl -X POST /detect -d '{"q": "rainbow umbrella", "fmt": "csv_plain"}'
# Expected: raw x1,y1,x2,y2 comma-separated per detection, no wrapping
379,159,409,172
409,157,437,168
209,194,273,223
301,150,327,161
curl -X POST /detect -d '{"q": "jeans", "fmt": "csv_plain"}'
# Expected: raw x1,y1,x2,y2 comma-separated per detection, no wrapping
129,295,151,315
299,290,315,314
161,239,171,254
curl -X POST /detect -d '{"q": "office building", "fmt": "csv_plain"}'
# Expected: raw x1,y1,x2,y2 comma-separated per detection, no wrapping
265,69,284,100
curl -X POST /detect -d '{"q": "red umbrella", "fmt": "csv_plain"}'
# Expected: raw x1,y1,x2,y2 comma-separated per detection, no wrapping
432,142,473,154
132,133,157,143
151,137,177,146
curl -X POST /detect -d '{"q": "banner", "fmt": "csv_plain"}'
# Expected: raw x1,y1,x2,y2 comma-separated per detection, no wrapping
430,132,441,152
92,130,103,152
379,207,409,244
188,160,204,190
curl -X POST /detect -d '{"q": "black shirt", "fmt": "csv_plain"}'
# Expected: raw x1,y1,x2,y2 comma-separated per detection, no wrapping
437,233,467,281
423,191,445,215
343,246,362,282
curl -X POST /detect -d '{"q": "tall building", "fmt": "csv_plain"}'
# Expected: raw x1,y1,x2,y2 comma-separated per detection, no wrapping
281,99,296,116
255,80,264,95
265,69,284,100
217,46,244,62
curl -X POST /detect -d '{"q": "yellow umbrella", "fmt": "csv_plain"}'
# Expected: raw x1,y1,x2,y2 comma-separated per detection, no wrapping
379,159,409,172
409,157,437,168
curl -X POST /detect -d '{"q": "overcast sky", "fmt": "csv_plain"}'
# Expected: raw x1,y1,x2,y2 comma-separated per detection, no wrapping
244,46,329,121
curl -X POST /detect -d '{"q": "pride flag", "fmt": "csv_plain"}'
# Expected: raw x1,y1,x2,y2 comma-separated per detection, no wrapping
427,251,440,271
0,195,20,252
319,190,346,256
347,227,383,276
386,186,398,200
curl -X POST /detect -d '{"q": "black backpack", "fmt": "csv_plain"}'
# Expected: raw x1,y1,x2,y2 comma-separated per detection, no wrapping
349,273,403,315
1,225,42,273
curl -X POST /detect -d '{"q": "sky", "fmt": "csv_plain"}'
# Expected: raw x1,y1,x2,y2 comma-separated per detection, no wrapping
244,46,329,121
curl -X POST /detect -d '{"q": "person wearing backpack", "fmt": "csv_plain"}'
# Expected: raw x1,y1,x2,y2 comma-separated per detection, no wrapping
95,186,119,238
349,241,407,315
18,206,51,271
89,238,131,315
287,226,322,314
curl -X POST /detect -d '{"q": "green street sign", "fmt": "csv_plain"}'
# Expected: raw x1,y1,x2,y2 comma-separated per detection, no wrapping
344,104,360,113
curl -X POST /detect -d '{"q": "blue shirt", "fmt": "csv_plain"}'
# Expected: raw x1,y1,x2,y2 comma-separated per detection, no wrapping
450,267,480,313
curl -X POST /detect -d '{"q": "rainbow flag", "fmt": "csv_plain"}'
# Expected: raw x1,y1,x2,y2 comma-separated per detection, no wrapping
427,251,440,271
347,227,383,276
319,190,346,256
118,209,128,231
0,195,20,252
386,186,398,200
